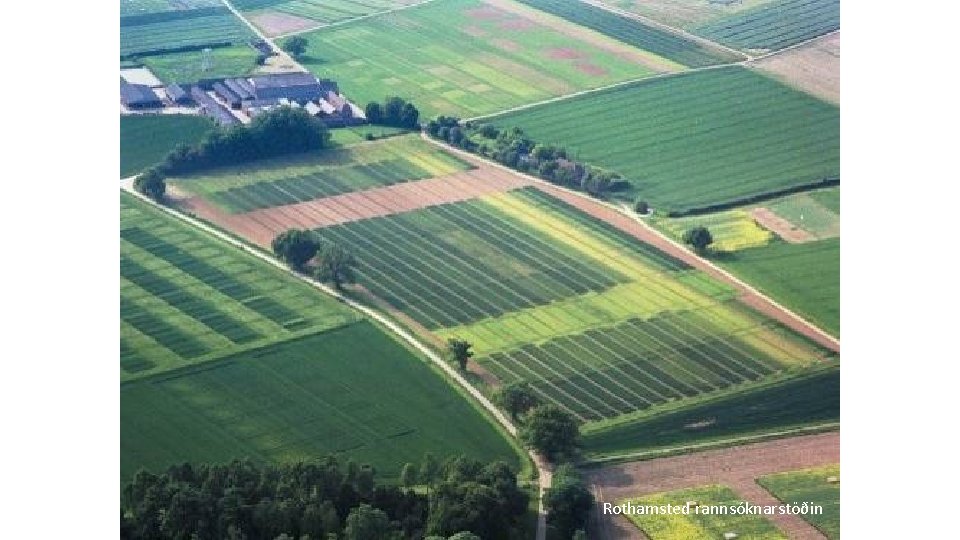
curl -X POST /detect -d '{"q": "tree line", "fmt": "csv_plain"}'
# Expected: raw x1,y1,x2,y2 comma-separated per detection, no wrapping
445,340,594,539
365,97,420,130
425,117,626,198
132,107,331,203
271,229,357,289
121,453,529,540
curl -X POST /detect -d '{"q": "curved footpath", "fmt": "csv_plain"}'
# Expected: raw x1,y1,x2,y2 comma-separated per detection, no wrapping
420,134,840,353
120,180,551,540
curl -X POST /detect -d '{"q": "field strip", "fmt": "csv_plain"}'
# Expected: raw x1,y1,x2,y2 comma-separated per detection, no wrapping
747,28,841,63
271,0,443,39
177,166,532,247
421,134,841,350
120,179,551,540
587,430,838,539
465,62,734,122
575,0,750,61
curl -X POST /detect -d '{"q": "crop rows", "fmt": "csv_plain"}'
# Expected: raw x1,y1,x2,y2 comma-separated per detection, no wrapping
235,0,414,25
515,0,741,67
492,67,840,213
119,194,355,380
206,158,440,213
697,0,840,51
480,311,784,422
120,6,253,56
320,198,628,329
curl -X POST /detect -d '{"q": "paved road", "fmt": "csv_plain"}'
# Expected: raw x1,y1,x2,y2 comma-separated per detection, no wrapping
120,180,551,540
588,432,839,539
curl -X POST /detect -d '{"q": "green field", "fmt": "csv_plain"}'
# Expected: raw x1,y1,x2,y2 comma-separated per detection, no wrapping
765,187,840,240
489,67,840,214
120,115,214,178
236,0,417,27
121,191,521,484
720,238,840,337
582,366,839,458
697,0,840,51
594,0,775,30
171,134,471,212
139,44,261,85
120,192,359,380
515,0,742,67
319,186,830,427
653,209,774,252
296,0,668,118
622,485,787,539
758,465,840,539
120,5,254,57
329,125,412,145
121,0,224,17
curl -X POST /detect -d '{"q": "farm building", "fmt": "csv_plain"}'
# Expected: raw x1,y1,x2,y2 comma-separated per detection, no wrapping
248,72,338,102
224,78,254,101
213,82,241,109
164,84,194,105
191,87,238,125
120,80,162,109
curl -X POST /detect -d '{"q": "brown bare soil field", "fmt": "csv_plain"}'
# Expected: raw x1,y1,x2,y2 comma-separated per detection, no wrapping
752,32,840,104
249,11,318,37
587,432,839,539
482,0,683,73
751,207,817,243
531,183,839,353
178,165,533,248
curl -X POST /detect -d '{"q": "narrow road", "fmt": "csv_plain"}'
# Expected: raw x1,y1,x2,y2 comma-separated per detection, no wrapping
120,180,552,540
420,134,840,352
587,432,839,539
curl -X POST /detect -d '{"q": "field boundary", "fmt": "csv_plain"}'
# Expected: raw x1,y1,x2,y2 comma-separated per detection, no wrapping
421,134,841,349
271,0,443,39
576,0,750,61
582,422,840,466
120,180,550,540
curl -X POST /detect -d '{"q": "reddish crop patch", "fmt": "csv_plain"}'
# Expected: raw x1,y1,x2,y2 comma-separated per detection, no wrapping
498,18,535,31
574,61,608,76
248,11,317,37
461,24,487,37
490,38,521,52
465,5,506,20
546,47,586,60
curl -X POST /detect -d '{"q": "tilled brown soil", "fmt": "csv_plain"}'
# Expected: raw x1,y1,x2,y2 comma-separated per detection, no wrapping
751,207,817,243
586,432,839,539
178,165,533,249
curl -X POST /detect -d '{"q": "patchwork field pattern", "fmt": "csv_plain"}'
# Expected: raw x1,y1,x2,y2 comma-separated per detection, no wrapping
758,464,840,539
172,135,471,213
120,5,254,57
120,115,214,178
515,0,742,67
489,66,840,214
592,0,775,30
120,192,358,381
121,320,522,483
316,186,829,424
654,209,774,252
622,485,787,539
296,0,671,118
697,0,840,52
235,0,421,35
753,31,840,104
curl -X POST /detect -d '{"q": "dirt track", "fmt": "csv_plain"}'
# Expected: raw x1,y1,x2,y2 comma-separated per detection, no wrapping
177,165,532,248
587,432,839,539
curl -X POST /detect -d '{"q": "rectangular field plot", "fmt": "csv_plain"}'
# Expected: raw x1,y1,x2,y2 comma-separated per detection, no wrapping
120,115,214,178
121,321,521,483
514,0,742,67
696,0,840,52
592,0,775,31
120,6,254,57
653,209,774,252
139,44,261,85
758,465,840,539
296,0,669,118
319,195,631,329
490,66,839,214
621,485,787,539
172,134,471,213
236,0,420,35
120,192,357,380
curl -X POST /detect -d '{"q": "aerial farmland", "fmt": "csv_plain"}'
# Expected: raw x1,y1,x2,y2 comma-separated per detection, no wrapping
118,0,841,538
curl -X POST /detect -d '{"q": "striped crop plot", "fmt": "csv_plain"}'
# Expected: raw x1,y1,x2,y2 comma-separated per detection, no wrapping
120,192,358,380
234,0,422,36
514,0,743,66
489,66,840,214
120,4,254,58
758,465,840,539
171,135,472,213
120,114,214,178
314,186,831,425
697,0,840,52
590,0,777,31
295,0,681,119
120,192,522,483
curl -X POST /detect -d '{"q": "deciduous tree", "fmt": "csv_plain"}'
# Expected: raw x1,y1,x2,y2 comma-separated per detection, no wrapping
282,35,308,57
447,339,473,371
683,226,714,252
134,168,166,202
519,405,579,462
272,229,320,270
497,382,540,420
313,242,357,289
